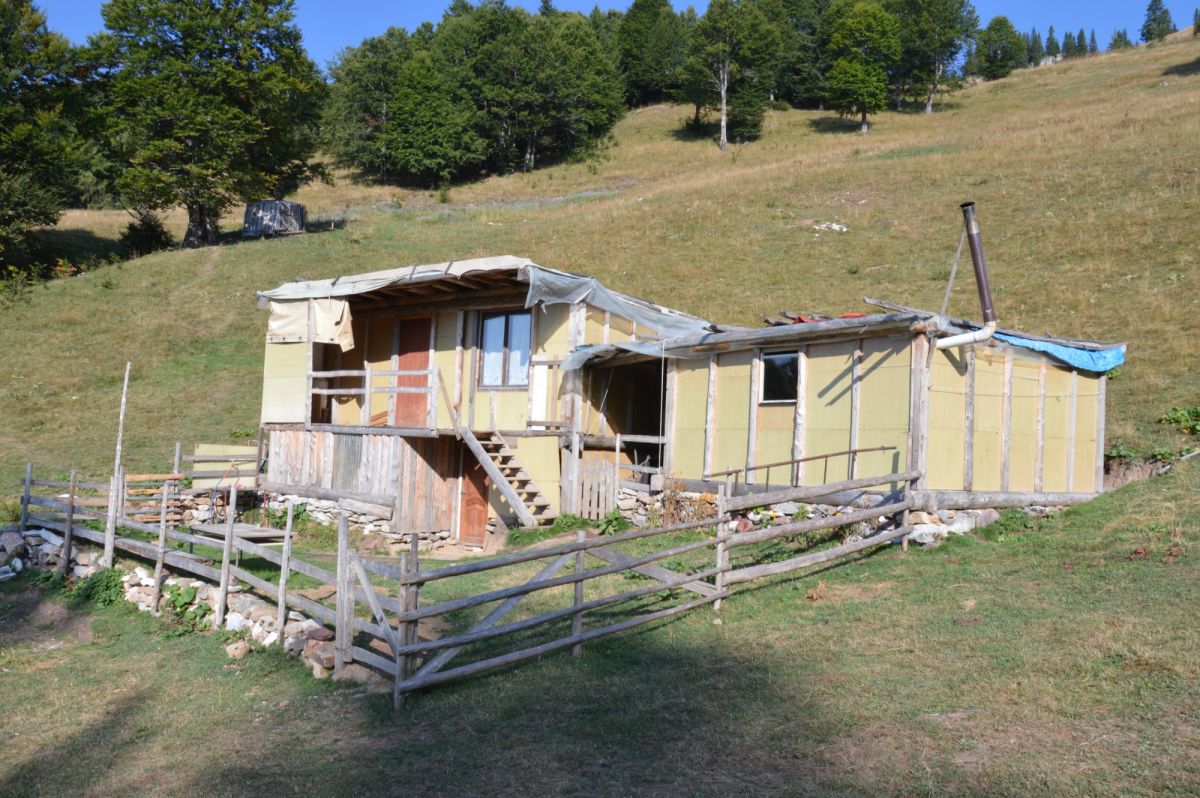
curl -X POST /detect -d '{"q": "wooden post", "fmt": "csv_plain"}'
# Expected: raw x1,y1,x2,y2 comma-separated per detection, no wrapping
275,502,294,644
360,363,372,426
395,534,421,710
58,470,76,579
335,512,351,676
572,528,585,657
714,479,730,611
394,550,411,711
151,481,170,615
172,442,182,475
18,462,31,535
215,485,237,629
112,360,131,486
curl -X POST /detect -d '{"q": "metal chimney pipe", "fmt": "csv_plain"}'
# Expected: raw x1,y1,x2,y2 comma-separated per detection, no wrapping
935,201,999,350
960,201,997,324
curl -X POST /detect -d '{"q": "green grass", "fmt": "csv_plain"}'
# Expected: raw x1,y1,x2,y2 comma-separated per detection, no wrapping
2,460,1198,796
2,37,1200,492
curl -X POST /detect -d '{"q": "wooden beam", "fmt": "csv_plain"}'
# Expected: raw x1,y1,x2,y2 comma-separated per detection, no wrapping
849,340,862,480
460,427,538,528
746,351,760,482
1001,352,1013,492
726,525,911,585
792,347,807,485
703,355,717,477
1096,375,1107,493
908,335,931,489
1034,361,1046,492
1066,371,1078,493
963,344,975,491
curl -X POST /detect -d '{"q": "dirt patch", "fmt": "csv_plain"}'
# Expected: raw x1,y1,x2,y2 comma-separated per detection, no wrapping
0,589,93,649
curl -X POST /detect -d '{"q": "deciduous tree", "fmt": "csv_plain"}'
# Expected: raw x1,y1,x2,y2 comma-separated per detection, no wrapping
974,15,1025,79
617,0,686,105
825,1,901,132
886,0,978,113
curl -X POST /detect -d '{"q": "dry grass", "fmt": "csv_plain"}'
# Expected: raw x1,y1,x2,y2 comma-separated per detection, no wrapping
3,36,1200,490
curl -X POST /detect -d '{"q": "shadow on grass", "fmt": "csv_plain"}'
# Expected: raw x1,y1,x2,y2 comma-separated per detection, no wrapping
671,119,721,142
808,116,863,135
32,227,126,265
1163,57,1200,77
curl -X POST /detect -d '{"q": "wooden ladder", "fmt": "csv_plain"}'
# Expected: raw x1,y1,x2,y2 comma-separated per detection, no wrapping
460,428,558,528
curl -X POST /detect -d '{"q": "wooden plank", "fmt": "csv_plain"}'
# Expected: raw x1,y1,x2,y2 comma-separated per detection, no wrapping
746,350,760,481
910,335,931,489
792,347,807,486
726,526,912,585
1096,375,1107,493
572,529,585,657
150,483,170,615
395,592,726,695
18,463,31,536
1066,371,1078,493
703,355,717,477
662,360,677,477
1034,361,1046,492
849,340,862,480
588,544,717,596
1001,352,1013,492
723,470,920,512
912,489,1097,509
352,553,399,656
214,486,237,628
275,503,294,644
335,514,351,676
58,472,76,579
963,344,975,491
352,645,398,677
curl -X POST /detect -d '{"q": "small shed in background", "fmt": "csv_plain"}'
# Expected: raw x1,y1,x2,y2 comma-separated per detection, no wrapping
243,200,306,238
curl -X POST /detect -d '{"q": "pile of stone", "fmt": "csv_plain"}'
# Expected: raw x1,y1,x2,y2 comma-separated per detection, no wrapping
265,494,451,546
903,508,1001,545
615,488,658,526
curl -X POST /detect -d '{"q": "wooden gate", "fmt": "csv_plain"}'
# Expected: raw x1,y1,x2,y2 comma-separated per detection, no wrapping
578,459,617,520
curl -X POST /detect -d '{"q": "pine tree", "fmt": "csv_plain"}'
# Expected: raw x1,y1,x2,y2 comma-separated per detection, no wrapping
617,0,687,106
1045,25,1059,57
1061,30,1076,58
92,0,327,247
1089,29,1098,52
975,15,1025,79
1109,28,1134,49
1193,8,1199,35
1027,28,1044,65
1077,28,1087,54
1141,0,1175,42
824,1,901,133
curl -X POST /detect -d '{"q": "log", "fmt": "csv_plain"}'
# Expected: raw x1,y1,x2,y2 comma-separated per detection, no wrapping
725,525,913,585
723,470,920,512
275,503,294,645
151,483,170,615
215,486,237,628
728,499,912,549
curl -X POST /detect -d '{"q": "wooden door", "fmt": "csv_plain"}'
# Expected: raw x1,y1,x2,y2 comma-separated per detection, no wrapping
395,317,432,428
459,455,489,547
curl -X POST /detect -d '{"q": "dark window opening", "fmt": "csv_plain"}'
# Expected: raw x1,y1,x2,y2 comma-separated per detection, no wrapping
761,351,799,403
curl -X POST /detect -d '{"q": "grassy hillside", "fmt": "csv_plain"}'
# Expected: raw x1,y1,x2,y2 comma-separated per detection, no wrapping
3,36,1200,491
4,458,1199,796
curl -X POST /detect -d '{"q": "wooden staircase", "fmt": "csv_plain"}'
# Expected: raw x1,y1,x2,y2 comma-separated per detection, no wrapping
460,428,558,528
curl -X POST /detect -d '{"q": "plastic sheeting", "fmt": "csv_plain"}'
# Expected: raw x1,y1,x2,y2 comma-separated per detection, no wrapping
243,200,306,238
993,332,1124,373
257,255,535,301
525,268,712,340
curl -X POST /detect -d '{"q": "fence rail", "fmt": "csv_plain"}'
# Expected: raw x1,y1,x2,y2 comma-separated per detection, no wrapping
17,458,919,711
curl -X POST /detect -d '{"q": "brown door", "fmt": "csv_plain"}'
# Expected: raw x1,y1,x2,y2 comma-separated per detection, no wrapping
395,317,432,428
459,456,489,547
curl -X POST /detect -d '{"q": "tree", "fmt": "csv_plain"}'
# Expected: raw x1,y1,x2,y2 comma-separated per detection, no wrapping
1027,28,1044,65
1064,30,1079,58
1077,28,1087,54
588,5,624,66
885,0,978,114
0,1,93,265
1045,25,1059,57
1109,29,1134,49
686,0,782,148
1141,0,1175,42
617,0,687,105
1194,8,1199,35
974,16,1025,79
91,0,326,247
825,1,901,132
1089,29,1099,52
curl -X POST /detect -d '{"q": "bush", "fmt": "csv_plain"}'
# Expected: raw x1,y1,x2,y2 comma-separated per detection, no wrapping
1160,406,1200,437
69,568,126,606
119,212,175,258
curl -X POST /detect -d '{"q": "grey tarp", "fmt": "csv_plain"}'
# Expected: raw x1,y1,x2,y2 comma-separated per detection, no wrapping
243,200,306,238
524,268,713,339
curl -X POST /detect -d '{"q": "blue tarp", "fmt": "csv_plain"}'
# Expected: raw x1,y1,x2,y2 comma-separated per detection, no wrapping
994,332,1125,373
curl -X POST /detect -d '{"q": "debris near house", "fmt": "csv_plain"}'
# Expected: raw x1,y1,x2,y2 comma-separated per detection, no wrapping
242,199,306,238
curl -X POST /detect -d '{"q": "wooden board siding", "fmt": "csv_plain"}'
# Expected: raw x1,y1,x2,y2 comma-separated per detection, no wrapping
266,428,456,534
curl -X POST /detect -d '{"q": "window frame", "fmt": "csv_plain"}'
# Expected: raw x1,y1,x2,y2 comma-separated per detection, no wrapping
759,349,800,405
478,309,533,389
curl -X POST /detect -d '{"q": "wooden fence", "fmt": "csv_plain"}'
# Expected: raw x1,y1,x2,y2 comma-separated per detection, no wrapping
16,460,918,710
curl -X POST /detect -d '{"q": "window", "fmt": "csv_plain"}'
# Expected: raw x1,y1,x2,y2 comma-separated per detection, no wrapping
480,310,532,387
761,351,799,403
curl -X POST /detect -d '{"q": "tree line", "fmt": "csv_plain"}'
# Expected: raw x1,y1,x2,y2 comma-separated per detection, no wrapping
1,0,1192,268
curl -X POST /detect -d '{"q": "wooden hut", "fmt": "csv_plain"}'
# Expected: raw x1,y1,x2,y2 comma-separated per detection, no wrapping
255,255,1125,546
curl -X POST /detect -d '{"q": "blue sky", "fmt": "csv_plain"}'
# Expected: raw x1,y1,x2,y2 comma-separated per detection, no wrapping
38,1,1197,69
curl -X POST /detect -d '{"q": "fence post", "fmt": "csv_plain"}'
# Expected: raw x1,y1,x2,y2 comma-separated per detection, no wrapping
151,480,170,616
58,470,76,579
572,528,585,657
393,549,410,711
275,502,294,645
714,479,731,611
102,472,117,567
172,442,182,475
215,485,237,630
334,512,350,676
18,462,31,536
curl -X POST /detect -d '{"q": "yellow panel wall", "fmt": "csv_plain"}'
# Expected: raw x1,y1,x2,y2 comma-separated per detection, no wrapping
971,348,1005,492
1042,366,1072,493
536,304,570,356
670,360,709,480
585,308,606,345
1008,355,1040,492
755,404,795,484
367,315,396,421
712,351,752,474
1074,374,1100,493
856,337,910,480
261,342,308,423
927,348,967,490
434,311,460,429
803,341,856,484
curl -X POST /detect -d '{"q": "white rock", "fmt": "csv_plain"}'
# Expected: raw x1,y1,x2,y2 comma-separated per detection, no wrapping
262,631,279,647
10,557,22,572
283,635,306,655
907,523,948,546
75,550,93,566
224,612,249,632
771,501,801,516
947,516,976,535
139,576,155,588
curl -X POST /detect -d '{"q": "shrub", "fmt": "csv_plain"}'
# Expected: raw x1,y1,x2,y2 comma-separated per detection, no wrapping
119,212,175,258
69,568,126,606
1160,406,1200,437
